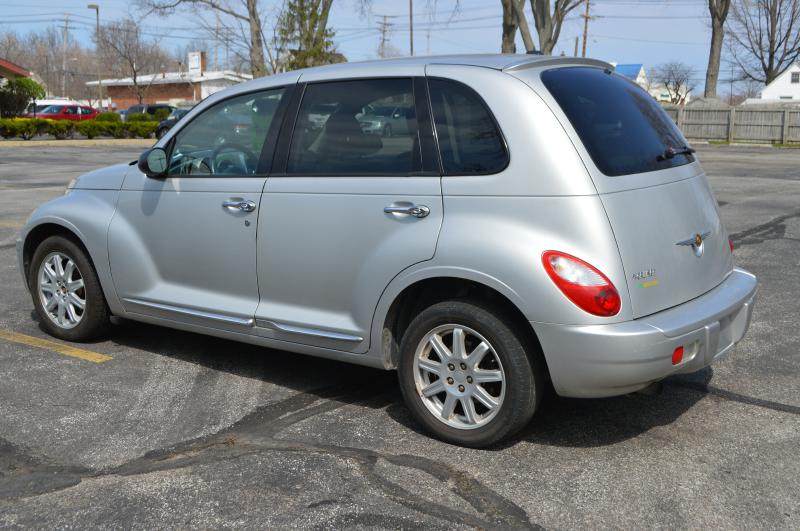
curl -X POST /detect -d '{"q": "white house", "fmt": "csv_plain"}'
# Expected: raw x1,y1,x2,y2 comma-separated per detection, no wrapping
758,63,800,102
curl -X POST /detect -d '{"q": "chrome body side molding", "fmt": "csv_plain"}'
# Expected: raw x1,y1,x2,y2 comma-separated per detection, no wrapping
123,298,255,327
255,319,363,343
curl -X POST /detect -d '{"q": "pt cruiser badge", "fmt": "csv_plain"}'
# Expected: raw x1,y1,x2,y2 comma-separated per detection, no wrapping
676,231,711,257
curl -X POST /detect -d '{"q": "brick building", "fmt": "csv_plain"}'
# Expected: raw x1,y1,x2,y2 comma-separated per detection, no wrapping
87,70,252,110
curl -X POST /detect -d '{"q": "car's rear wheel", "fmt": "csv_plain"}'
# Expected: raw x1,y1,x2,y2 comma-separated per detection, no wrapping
29,235,110,341
398,300,543,447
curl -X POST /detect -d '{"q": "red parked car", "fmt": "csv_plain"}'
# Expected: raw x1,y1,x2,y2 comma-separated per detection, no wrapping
26,105,98,121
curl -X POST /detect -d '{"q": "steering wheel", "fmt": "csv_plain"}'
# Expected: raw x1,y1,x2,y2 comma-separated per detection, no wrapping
211,143,259,174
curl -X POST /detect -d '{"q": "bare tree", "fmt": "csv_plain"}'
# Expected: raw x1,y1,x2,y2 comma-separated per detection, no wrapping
501,0,519,52
500,0,584,55
705,0,732,97
652,61,696,104
99,18,172,104
139,0,270,77
728,0,800,84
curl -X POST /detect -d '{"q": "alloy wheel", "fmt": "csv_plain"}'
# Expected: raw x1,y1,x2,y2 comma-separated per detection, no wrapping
413,324,506,430
37,252,86,329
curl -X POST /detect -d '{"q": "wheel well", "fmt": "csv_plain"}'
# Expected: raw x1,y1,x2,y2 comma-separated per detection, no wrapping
382,277,546,373
22,223,90,285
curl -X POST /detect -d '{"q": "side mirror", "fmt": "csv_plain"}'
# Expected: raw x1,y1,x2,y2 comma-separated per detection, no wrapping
138,147,168,178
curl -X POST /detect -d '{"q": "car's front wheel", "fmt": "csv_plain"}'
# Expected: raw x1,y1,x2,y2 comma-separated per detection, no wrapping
29,235,111,341
398,300,543,447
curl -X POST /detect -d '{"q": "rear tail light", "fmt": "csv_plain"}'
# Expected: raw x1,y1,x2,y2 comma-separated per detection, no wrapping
729,238,734,253
542,251,621,317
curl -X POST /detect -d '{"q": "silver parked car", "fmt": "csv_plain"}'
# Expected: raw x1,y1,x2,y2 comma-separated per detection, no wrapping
17,55,757,447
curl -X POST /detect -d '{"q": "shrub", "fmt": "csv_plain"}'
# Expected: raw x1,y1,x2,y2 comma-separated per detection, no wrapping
0,118,16,138
103,122,126,138
0,78,45,117
153,108,171,122
76,121,104,139
0,117,48,139
95,112,121,122
126,112,151,122
47,120,75,140
125,121,158,138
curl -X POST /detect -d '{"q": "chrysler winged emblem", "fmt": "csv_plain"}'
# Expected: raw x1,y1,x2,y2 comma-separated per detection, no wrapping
676,231,711,257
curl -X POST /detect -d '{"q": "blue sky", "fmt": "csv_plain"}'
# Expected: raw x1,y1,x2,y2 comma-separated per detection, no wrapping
0,0,718,91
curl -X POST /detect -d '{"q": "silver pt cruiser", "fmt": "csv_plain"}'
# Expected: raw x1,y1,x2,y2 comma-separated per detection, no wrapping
17,55,757,447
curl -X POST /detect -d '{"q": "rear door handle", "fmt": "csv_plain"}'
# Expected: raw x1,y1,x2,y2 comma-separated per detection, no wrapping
384,203,430,218
223,198,256,212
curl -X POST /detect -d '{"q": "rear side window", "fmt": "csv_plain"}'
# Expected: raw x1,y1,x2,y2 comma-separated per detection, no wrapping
288,78,419,175
428,79,507,175
541,67,694,176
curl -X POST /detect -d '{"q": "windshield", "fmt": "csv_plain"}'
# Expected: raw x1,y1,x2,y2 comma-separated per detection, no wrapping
541,66,694,177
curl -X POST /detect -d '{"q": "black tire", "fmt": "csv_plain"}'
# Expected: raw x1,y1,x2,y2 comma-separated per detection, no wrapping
383,124,392,137
397,300,544,448
29,235,111,341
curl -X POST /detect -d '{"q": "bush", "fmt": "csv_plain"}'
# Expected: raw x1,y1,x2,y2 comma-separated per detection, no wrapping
153,108,171,122
95,112,121,122
103,122,126,139
124,121,158,138
76,121,104,139
47,120,75,140
0,78,46,117
0,117,48,139
126,112,151,122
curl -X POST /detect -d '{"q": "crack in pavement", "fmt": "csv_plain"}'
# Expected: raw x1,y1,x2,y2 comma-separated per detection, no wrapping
0,382,538,530
729,209,800,248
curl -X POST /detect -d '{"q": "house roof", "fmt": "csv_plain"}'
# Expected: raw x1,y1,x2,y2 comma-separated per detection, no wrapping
0,58,31,78
87,70,252,87
615,63,643,80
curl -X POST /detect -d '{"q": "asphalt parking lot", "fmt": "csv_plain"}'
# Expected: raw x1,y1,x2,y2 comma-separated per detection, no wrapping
0,144,798,529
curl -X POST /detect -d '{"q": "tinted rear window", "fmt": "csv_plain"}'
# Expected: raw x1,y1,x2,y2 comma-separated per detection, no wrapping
428,79,508,175
541,67,693,176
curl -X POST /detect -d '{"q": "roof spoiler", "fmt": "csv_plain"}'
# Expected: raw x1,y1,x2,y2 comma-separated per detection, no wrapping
503,57,612,73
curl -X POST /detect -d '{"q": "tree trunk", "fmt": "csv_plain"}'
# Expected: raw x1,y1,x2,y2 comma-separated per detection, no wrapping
314,0,334,49
531,0,555,55
704,16,725,98
246,0,267,78
501,0,518,53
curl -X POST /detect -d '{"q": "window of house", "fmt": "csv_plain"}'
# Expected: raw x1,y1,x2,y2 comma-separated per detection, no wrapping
791,72,799,84
287,78,419,175
428,79,508,175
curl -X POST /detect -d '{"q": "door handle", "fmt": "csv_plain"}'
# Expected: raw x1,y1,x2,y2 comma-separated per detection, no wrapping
222,199,256,212
384,203,430,218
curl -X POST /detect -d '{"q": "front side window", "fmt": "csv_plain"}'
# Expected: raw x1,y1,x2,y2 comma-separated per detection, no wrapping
542,66,694,176
428,79,508,175
168,88,284,176
288,78,419,175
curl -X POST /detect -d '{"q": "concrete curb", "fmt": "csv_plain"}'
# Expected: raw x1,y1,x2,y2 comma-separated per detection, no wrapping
0,139,153,148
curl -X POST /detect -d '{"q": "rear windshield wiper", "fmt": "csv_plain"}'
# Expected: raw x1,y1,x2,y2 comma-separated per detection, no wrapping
657,145,695,161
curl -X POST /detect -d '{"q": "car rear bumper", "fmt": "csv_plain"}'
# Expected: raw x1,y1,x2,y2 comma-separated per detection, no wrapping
532,267,757,398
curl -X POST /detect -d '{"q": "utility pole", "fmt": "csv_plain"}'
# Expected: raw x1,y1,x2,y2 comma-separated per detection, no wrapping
729,64,734,105
409,0,414,56
87,4,101,108
581,0,590,58
377,15,392,58
574,36,578,57
62,15,69,97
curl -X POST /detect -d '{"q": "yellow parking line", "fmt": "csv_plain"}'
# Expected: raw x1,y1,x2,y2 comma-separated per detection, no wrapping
0,222,21,229
0,330,112,363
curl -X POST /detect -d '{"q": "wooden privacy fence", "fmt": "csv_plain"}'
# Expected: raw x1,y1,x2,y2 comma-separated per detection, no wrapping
662,106,800,144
